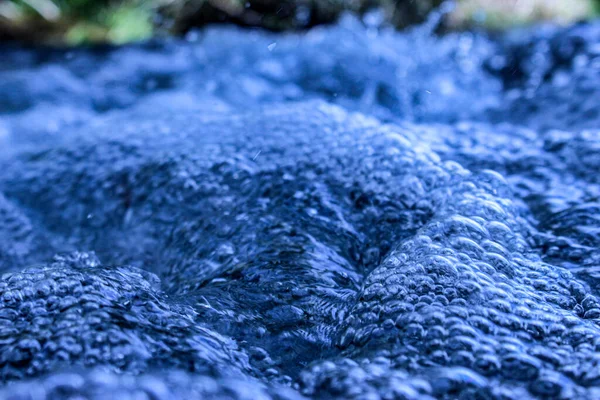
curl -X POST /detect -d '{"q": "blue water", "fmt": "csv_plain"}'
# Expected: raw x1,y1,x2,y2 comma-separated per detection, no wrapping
0,10,600,400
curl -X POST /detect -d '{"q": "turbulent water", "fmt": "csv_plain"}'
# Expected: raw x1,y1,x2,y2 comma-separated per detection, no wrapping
0,11,600,400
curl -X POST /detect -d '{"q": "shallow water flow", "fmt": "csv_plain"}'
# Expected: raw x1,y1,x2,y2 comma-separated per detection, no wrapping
0,11,600,400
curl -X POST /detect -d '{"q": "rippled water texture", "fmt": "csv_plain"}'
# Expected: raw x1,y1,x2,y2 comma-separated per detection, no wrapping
1,11,600,400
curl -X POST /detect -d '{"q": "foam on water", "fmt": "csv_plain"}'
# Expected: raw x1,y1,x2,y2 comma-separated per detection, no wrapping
0,9,600,400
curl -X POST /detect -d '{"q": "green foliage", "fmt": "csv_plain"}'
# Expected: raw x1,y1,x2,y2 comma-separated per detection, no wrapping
62,2,154,44
53,0,111,18
105,4,153,44
2,0,153,44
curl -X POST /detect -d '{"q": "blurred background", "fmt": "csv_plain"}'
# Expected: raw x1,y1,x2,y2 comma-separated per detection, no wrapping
0,0,599,45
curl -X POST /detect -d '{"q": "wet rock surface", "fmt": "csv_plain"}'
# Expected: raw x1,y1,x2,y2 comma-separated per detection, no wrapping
1,14,600,400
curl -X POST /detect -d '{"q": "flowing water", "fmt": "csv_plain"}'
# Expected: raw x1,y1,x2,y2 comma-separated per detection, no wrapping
0,7,600,400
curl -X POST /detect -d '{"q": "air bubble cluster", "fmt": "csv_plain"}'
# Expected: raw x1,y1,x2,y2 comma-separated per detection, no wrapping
0,14,600,400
